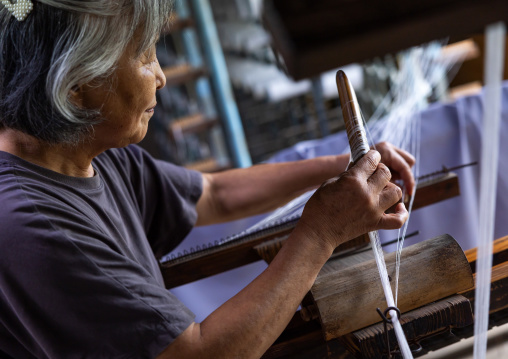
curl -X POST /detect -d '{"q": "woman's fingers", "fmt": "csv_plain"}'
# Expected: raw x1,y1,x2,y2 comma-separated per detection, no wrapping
375,142,416,195
378,202,409,229
299,149,409,250
348,150,381,181
368,162,392,192
379,182,403,211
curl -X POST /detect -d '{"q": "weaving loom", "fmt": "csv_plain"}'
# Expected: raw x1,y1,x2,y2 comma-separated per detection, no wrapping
160,157,473,358
257,0,508,358
161,1,508,358
160,85,480,357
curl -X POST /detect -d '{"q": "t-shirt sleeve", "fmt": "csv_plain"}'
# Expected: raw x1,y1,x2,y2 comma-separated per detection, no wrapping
103,145,203,258
0,202,195,358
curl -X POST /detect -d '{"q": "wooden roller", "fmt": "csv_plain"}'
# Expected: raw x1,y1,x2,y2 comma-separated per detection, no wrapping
308,233,474,340
262,237,508,359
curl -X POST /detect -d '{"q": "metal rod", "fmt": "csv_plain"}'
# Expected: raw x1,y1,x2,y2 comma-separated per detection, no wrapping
417,161,478,181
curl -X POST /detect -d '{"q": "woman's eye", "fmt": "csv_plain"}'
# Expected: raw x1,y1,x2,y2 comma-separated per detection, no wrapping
143,49,157,64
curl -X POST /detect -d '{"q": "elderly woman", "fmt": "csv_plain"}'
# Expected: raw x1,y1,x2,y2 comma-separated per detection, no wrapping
0,1,414,358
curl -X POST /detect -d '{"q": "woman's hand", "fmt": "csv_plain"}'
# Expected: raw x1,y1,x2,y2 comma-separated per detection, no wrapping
374,141,416,195
295,150,408,252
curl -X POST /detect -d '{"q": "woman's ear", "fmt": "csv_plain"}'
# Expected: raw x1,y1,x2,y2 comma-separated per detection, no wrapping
69,84,83,107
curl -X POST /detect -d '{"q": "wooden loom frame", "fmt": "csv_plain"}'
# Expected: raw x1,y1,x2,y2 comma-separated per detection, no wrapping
259,1,508,357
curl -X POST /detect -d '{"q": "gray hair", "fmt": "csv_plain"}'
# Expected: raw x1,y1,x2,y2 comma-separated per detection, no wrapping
0,0,172,145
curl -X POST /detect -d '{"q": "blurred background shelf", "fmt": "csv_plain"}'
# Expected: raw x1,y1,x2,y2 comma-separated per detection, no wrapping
142,0,505,167
168,114,219,135
164,13,194,34
163,64,207,87
140,0,251,169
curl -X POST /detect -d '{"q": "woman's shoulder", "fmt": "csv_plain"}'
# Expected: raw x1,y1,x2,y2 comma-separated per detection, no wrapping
94,144,151,175
96,144,201,187
98,144,190,171
0,152,103,244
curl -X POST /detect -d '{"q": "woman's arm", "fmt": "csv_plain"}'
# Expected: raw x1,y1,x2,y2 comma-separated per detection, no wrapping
196,142,415,226
195,154,350,225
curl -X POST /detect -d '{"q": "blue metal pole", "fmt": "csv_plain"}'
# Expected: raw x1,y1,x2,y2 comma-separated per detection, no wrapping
311,77,330,137
189,0,252,168
174,0,216,118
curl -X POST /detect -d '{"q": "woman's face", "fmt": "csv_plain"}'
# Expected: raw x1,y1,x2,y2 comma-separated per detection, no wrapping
78,41,166,149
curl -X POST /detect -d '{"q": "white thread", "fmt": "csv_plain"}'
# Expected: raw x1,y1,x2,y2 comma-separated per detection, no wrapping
243,189,314,234
352,92,413,358
395,112,421,306
369,230,413,358
473,21,505,359
356,43,461,311
346,120,369,162
342,41,470,357
355,43,465,355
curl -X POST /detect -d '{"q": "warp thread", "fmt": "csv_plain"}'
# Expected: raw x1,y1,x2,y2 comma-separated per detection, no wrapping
473,21,506,359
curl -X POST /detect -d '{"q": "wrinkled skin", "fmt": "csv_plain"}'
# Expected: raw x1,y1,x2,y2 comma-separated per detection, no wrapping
298,150,407,251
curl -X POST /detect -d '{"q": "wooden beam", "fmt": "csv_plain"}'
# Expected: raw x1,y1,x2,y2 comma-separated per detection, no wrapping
465,235,508,273
339,295,473,359
168,114,218,135
163,64,206,87
161,220,297,288
411,173,460,210
161,173,461,288
263,0,508,80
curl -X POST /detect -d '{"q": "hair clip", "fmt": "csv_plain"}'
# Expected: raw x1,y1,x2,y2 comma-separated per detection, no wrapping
1,0,33,22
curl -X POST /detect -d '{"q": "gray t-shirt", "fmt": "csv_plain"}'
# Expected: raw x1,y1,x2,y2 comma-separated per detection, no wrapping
0,145,202,358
